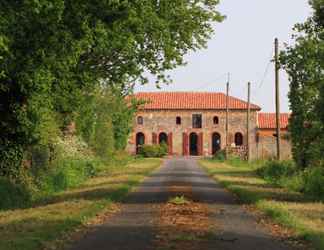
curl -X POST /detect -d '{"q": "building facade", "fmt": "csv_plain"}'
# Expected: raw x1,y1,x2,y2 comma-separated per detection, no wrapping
127,92,290,160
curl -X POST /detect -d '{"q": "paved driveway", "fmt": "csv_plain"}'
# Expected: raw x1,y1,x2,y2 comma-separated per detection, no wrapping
68,158,295,250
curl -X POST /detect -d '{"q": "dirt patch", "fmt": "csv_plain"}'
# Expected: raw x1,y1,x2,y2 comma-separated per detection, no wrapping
153,185,215,250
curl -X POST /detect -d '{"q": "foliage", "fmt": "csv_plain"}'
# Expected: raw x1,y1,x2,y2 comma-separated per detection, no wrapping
212,149,226,161
256,160,297,184
37,157,101,194
138,143,168,158
76,86,138,156
0,0,223,178
303,167,324,198
0,177,32,210
280,0,324,169
169,195,189,205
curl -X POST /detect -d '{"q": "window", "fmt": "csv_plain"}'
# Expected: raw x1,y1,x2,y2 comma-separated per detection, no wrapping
159,132,168,145
137,116,143,125
235,132,243,146
192,114,202,128
176,116,181,125
213,116,219,125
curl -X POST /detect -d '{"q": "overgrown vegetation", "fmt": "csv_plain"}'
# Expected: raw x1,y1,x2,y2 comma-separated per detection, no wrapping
138,143,168,158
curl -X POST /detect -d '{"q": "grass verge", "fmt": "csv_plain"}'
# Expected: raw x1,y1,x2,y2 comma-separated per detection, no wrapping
199,159,324,250
0,158,162,250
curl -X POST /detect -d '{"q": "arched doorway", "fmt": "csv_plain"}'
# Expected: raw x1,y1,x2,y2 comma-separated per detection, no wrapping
159,132,168,145
235,132,243,146
189,132,198,156
212,132,221,155
136,132,145,154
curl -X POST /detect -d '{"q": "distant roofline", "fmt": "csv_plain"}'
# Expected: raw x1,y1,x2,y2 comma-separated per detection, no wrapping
132,91,262,111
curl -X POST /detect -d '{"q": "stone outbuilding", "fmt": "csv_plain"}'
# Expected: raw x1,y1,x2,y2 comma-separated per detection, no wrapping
127,92,290,160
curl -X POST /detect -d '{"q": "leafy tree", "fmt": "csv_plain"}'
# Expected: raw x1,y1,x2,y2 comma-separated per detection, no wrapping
76,85,137,156
0,1,223,177
280,0,324,168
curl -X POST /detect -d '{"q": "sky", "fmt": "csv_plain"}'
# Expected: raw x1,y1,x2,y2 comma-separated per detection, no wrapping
134,0,312,112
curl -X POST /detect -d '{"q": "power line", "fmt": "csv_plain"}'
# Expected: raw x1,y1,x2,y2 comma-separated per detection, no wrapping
256,48,274,91
192,72,228,91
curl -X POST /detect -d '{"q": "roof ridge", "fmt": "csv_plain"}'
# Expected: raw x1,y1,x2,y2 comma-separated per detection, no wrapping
258,112,290,115
133,91,262,110
134,91,225,94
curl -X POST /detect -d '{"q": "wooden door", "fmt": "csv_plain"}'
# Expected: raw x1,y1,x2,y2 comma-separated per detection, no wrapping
182,132,189,156
168,132,173,155
198,132,203,156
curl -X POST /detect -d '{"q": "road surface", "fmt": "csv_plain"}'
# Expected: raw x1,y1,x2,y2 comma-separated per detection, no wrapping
68,158,296,250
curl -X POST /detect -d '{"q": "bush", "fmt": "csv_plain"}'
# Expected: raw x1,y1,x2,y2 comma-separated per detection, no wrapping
0,177,32,210
303,167,324,199
138,143,168,158
37,157,102,194
212,150,226,161
257,160,297,184
280,173,305,193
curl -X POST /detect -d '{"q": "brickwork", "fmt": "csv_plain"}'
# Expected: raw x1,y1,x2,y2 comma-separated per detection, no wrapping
126,109,260,159
126,92,292,160
256,130,292,160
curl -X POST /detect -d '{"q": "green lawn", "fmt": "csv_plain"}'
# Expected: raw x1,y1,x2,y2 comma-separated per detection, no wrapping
0,158,162,250
199,159,324,250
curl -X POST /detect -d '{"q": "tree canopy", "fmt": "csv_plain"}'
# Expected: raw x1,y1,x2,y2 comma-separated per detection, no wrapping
0,0,223,177
280,0,324,168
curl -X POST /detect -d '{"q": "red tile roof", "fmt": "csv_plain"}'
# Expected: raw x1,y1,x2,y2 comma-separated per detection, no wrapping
132,92,261,110
258,113,290,129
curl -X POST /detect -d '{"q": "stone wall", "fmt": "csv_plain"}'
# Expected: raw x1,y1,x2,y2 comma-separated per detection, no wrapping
126,109,259,159
256,130,292,160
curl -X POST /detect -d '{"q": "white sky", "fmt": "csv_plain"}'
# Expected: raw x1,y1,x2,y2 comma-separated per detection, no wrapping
135,0,312,112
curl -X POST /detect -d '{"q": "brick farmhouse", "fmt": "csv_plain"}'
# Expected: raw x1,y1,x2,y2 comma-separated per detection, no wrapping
127,92,291,160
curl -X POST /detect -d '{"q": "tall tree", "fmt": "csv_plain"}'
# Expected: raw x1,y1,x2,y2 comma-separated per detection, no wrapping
0,0,223,177
280,0,324,168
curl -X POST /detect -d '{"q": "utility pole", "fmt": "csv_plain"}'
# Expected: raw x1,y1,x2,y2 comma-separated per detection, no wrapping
225,73,230,160
275,38,281,160
246,82,251,162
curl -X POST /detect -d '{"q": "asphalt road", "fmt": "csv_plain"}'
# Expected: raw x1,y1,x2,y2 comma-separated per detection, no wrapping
67,158,295,250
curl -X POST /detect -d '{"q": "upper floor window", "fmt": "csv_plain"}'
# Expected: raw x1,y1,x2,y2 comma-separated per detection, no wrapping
213,116,219,125
192,114,202,128
176,116,181,125
235,132,243,146
137,116,143,125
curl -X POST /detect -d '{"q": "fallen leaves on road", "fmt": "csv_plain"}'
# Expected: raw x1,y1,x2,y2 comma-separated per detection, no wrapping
153,185,215,250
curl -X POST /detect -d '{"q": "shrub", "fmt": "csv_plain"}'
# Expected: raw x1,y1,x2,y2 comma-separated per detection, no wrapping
257,160,296,184
0,177,32,210
37,157,102,194
112,150,133,166
138,143,168,158
303,167,324,199
212,150,226,161
280,173,305,193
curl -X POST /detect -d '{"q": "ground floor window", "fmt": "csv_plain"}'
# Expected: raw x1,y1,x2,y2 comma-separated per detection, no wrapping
235,132,243,146
159,132,168,145
212,132,221,155
136,132,145,153
189,132,198,156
